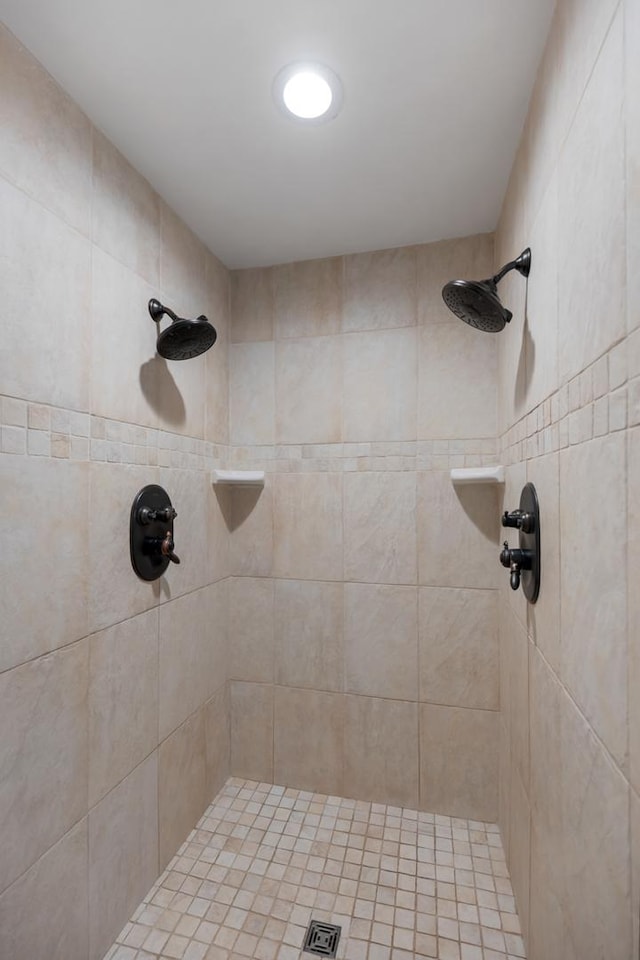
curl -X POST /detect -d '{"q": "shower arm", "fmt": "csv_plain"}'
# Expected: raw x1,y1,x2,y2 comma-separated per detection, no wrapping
148,299,179,324
490,247,531,287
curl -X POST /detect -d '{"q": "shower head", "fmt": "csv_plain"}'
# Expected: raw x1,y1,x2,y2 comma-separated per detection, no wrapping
148,299,217,360
441,247,531,333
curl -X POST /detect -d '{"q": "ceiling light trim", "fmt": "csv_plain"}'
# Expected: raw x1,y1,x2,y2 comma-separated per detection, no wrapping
272,61,343,124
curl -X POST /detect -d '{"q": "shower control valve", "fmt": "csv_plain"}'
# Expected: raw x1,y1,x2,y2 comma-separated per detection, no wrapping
501,509,534,533
160,531,180,565
500,542,533,592
137,505,177,525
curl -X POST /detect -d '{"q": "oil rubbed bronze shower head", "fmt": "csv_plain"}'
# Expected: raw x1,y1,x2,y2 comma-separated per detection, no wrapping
148,299,217,360
441,247,531,332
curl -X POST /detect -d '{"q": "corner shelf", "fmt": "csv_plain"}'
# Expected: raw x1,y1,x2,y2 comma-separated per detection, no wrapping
211,469,265,487
450,466,505,485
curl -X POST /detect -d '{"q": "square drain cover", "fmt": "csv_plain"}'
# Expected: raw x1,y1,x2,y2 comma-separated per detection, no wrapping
302,920,342,958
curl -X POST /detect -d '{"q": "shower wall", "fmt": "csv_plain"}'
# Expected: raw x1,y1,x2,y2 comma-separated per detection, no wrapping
226,236,501,819
494,0,639,956
0,25,231,960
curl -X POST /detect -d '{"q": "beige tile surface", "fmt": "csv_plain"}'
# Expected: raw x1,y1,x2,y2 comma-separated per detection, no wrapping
275,336,342,443
229,577,275,683
628,0,640,334
229,342,275,445
88,755,159,960
273,472,343,581
417,233,494,326
344,583,418,700
419,586,498,710
230,681,274,783
0,641,88,893
205,685,230,801
275,579,343,692
228,484,274,578
630,427,640,794
343,328,417,441
524,172,558,410
157,469,213,597
344,247,416,332
344,472,417,585
508,767,531,944
526,452,560,673
230,267,274,342
89,608,159,806
420,704,498,821
274,257,342,339
159,202,208,313
0,819,88,960
274,688,344,795
0,455,89,672
344,696,418,808
159,709,208,870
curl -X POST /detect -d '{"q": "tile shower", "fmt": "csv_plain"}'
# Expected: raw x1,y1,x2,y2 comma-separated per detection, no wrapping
0,4,639,960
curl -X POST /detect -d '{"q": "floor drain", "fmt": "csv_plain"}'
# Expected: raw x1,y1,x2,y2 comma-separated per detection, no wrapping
302,920,342,958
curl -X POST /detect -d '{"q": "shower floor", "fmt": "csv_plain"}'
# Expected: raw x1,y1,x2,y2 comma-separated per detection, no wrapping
104,778,525,960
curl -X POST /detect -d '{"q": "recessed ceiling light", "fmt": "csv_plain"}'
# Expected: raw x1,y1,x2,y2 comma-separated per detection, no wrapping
273,62,343,123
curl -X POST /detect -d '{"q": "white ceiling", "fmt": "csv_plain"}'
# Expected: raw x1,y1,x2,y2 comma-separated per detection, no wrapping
0,0,555,268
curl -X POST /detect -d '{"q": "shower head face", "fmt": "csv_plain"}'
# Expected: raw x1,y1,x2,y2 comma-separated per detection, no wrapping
156,317,217,360
441,279,512,332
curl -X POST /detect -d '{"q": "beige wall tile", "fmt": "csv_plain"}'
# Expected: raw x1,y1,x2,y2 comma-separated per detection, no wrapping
631,785,640,960
206,579,229,695
205,685,230,801
504,606,530,794
630,427,640,794
92,129,161,286
88,463,159,633
88,755,158,960
0,178,91,410
344,247,416,332
529,820,568,960
418,470,499,589
273,473,343,580
274,579,343,692
419,587,498,710
159,587,217,741
230,681,273,782
229,577,274,683
527,452,560,673
560,434,628,768
228,485,274,577
0,25,92,234
158,468,212,597
0,641,88,893
343,328,417,441
529,647,562,842
509,766,531,944
344,583,418,700
0,455,89,672
274,687,344,795
274,257,342,339
417,233,494,326
524,173,559,409
344,696,418,808
160,202,208,313
89,608,159,806
0,820,88,960
628,0,640,333
418,323,497,440
344,472,417,584
419,704,497,820
91,248,160,428
205,264,229,444
557,11,625,382
158,709,207,870
560,691,632,960
230,268,274,342
498,718,511,862
230,342,275,444
500,459,528,629
275,336,342,443
155,344,206,441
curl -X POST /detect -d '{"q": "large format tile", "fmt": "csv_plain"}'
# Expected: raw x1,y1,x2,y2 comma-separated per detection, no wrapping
0,455,89,672
558,10,625,382
343,328,417,441
229,342,275,445
630,427,640,794
274,687,344,795
419,703,498,821
417,233,494,326
158,708,207,870
274,257,342,339
344,472,417,584
158,468,212,598
273,472,343,581
418,470,499,589
230,681,273,783
275,579,343,692
419,586,498,709
509,766,531,943
228,484,274,577
628,0,640,333
0,25,92,234
0,641,88,893
88,755,158,960
344,247,416,332
344,696,418,808
230,267,274,342
89,608,159,806
275,336,342,443
344,583,418,700
0,820,88,960
418,322,497,439
205,684,230,801
229,577,275,683
560,434,627,767
527,452,560,672
524,172,559,408
0,177,91,410
159,202,208,313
